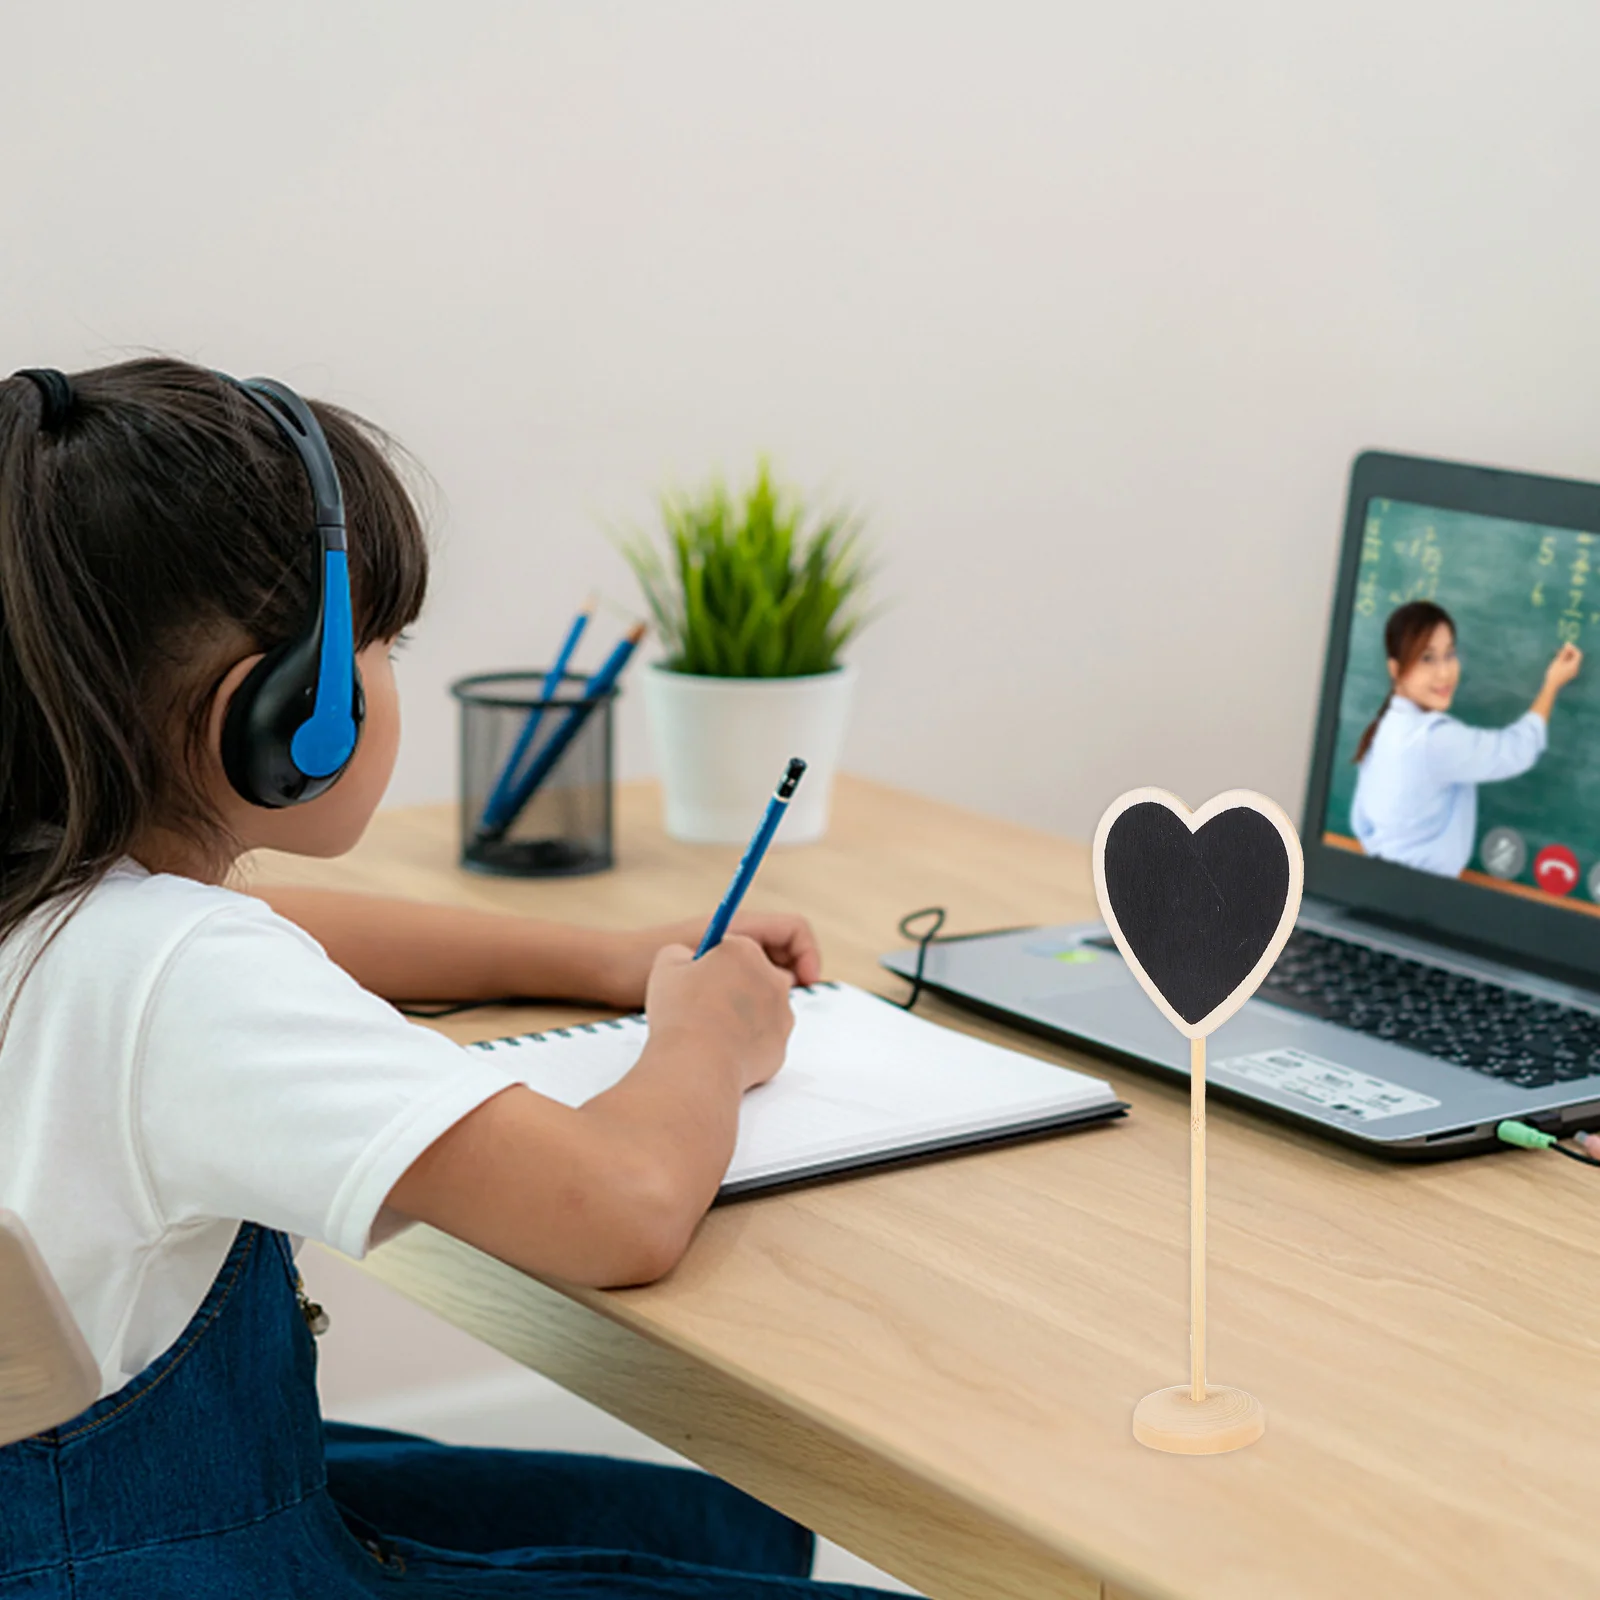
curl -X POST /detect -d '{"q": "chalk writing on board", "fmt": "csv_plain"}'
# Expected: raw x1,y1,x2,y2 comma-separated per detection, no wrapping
1356,507,1384,617
1388,523,1441,606
1557,532,1593,645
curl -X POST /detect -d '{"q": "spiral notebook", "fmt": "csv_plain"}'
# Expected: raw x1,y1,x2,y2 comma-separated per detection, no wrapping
470,981,1127,1198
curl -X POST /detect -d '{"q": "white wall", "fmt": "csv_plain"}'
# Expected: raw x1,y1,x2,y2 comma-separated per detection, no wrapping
8,1,1600,840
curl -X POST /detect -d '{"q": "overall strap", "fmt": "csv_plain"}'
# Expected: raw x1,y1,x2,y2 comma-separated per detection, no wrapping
0,1223,329,1576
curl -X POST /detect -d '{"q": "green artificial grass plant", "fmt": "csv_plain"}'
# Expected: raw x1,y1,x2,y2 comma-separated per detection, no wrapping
619,461,872,678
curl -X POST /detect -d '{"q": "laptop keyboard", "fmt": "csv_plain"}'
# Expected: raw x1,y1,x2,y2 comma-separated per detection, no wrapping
1257,929,1600,1088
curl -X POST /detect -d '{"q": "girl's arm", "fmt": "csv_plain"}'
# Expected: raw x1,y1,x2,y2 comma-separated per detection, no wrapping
251,886,821,1008
385,937,794,1285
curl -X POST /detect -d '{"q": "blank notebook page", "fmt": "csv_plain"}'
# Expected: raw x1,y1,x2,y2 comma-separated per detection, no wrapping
468,981,1121,1195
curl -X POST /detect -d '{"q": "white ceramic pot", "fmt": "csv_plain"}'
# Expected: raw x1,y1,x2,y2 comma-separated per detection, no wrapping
642,664,857,844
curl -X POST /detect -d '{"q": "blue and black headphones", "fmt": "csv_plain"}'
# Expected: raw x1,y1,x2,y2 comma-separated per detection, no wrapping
10,366,363,809
218,376,364,808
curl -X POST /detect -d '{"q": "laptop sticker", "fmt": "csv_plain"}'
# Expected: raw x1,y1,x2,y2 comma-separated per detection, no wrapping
1214,1047,1441,1122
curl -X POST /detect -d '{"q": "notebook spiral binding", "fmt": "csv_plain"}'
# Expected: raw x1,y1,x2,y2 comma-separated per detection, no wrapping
469,980,840,1051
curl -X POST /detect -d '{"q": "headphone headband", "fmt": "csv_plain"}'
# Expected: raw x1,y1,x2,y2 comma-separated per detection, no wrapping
238,378,346,548
220,374,364,807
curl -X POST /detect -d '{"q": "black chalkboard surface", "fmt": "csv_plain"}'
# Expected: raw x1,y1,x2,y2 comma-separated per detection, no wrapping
1093,789,1304,1039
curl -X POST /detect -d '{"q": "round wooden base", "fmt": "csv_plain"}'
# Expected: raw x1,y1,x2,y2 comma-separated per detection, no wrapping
1132,1385,1265,1454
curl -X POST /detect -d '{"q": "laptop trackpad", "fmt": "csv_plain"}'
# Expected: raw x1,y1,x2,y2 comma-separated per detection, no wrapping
1020,982,1316,1068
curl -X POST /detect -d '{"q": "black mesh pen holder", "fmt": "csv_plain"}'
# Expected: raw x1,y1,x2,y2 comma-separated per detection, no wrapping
452,671,616,877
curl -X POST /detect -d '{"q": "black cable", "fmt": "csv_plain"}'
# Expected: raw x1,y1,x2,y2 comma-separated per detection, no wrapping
895,906,948,1011
1552,1140,1600,1170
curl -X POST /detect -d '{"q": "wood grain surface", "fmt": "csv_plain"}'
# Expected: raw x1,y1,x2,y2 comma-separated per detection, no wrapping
245,778,1600,1600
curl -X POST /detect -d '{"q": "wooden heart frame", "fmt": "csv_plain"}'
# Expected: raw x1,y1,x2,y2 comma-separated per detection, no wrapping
1091,787,1305,1041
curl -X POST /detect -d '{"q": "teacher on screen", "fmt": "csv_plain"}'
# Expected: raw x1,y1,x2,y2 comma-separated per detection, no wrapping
1350,600,1582,878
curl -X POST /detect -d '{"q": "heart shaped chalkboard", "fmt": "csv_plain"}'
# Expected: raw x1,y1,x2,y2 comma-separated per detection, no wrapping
1092,788,1304,1039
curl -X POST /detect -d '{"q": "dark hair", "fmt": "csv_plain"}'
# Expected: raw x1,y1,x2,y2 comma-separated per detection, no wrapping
1352,600,1456,763
0,356,429,953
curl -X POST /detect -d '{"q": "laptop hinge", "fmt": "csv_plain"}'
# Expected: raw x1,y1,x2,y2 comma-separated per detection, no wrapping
1337,905,1600,996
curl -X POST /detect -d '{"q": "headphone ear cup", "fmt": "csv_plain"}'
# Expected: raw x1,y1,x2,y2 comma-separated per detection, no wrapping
221,637,361,808
220,646,312,808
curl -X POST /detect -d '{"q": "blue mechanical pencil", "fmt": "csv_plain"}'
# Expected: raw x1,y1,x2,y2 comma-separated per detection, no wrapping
695,758,808,958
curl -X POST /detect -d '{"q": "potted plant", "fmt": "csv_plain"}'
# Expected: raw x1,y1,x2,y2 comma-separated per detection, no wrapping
620,461,872,844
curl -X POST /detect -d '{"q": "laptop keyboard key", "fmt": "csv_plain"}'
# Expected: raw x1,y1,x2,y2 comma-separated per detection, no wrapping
1258,930,1600,1091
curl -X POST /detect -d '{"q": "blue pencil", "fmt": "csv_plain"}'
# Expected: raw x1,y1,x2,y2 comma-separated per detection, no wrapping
695,759,808,958
478,596,595,833
480,622,647,842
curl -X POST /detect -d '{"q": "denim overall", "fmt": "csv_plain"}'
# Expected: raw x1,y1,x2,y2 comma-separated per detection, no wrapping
0,1223,899,1597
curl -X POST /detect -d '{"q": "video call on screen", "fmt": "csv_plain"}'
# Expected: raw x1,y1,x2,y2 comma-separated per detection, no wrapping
1324,497,1600,917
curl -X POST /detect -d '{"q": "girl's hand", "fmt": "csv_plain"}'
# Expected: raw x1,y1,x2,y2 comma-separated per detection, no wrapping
644,938,795,1091
1545,642,1583,691
592,912,822,1010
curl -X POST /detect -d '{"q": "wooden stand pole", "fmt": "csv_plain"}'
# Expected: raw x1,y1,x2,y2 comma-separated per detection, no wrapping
1190,1034,1206,1403
1130,1032,1265,1455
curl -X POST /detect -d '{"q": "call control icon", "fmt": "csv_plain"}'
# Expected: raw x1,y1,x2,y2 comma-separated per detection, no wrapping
1534,843,1580,897
1480,827,1527,880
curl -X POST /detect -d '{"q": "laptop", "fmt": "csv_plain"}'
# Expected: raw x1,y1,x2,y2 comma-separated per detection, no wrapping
882,450,1600,1157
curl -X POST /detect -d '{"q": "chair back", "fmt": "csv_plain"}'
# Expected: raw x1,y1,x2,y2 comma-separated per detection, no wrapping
0,1210,98,1445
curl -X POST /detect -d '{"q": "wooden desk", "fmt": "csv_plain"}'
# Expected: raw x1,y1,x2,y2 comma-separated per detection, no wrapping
248,778,1600,1600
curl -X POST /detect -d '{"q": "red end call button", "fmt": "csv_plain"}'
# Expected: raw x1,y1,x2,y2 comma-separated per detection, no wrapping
1534,843,1580,896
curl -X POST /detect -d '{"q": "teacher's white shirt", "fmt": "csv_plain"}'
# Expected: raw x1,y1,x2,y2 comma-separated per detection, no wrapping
1350,696,1546,877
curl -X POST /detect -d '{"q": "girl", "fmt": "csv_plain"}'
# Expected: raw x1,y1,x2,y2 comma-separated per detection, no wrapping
1349,599,1582,877
0,359,901,1597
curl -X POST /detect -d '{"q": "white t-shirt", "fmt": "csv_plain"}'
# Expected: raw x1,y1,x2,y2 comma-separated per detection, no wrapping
0,863,521,1400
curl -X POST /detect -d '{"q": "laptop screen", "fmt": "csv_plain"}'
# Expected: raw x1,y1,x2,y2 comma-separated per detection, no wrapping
1323,496,1600,914
1304,454,1600,977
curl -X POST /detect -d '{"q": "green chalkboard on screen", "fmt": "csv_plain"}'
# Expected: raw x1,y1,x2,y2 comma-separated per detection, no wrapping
1324,497,1600,897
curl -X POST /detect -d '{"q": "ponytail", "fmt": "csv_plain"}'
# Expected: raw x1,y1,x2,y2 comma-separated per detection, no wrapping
1352,690,1393,764
0,373,154,949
